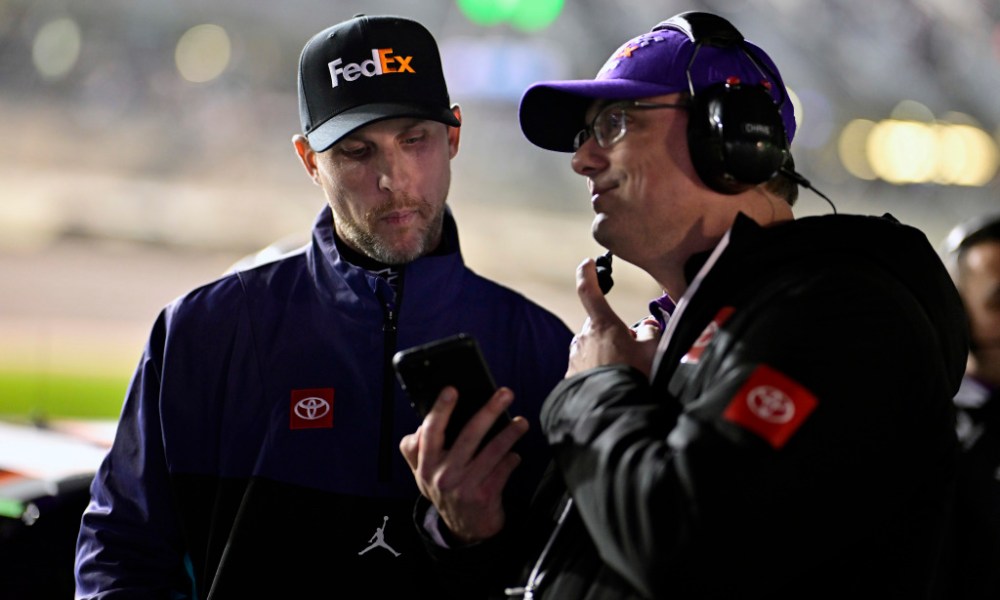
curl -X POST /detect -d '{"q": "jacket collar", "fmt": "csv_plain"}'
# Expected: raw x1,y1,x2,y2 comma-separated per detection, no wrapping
306,204,467,320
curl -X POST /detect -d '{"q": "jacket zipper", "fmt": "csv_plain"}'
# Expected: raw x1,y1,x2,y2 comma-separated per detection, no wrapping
505,496,574,598
377,270,403,482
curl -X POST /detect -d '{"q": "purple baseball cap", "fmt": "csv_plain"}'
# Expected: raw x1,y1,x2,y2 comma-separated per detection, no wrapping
519,12,796,152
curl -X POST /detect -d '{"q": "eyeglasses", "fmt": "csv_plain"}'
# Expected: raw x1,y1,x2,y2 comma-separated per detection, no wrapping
572,100,689,151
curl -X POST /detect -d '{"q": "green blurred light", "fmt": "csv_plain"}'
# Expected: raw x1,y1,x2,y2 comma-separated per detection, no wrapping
510,0,564,31
456,0,514,26
456,0,564,30
0,498,25,519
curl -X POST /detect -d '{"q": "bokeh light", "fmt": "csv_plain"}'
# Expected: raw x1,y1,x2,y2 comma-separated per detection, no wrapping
175,24,231,84
867,119,938,185
32,18,82,81
456,0,564,31
935,124,998,186
837,119,877,181
889,99,935,122
837,106,999,187
509,0,564,31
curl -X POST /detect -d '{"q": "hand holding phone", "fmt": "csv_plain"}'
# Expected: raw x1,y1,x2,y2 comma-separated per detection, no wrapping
393,333,511,450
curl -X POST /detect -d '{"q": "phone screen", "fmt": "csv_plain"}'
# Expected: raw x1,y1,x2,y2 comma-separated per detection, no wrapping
393,333,510,449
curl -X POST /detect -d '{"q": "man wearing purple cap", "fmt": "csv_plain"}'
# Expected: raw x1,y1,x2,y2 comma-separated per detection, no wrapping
402,11,968,599
73,14,572,599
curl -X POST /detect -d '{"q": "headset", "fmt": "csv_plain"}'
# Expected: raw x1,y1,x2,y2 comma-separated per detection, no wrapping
594,12,835,295
653,12,790,195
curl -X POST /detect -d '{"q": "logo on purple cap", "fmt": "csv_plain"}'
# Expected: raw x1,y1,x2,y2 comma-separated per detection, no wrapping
597,34,666,78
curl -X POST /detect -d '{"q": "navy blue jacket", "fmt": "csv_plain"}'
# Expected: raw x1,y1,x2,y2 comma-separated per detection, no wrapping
75,206,573,599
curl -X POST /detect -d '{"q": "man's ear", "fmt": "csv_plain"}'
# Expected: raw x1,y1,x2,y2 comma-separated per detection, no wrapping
447,104,462,159
292,134,321,185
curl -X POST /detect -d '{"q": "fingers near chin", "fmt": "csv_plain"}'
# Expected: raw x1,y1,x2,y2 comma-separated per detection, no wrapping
575,259,596,292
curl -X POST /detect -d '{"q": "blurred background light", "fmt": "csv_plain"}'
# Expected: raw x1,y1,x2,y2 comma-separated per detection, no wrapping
935,123,998,186
867,119,938,185
456,0,565,31
456,0,511,27
32,17,81,81
837,119,878,181
834,101,999,187
508,0,565,31
175,24,231,84
890,99,935,122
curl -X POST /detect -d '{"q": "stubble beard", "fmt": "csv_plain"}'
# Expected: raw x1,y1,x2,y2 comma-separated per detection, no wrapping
336,196,446,266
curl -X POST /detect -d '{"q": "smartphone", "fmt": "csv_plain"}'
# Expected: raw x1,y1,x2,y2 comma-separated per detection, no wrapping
392,333,511,450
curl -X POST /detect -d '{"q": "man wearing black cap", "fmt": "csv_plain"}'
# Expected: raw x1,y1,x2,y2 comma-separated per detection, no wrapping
74,14,571,599
403,11,968,599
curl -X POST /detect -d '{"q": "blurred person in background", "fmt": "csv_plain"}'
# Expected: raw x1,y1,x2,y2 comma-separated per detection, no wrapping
401,10,969,598
73,14,571,599
943,213,1000,599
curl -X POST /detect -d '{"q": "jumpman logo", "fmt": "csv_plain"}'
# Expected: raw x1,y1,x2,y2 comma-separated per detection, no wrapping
358,515,401,557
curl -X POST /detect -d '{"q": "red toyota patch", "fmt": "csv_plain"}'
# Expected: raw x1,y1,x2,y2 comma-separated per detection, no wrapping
722,365,817,449
290,388,334,430
681,306,735,364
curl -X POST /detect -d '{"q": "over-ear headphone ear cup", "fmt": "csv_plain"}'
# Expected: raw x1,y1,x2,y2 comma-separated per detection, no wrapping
687,83,788,194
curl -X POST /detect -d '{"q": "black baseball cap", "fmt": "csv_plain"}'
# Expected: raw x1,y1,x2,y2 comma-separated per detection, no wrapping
297,15,460,152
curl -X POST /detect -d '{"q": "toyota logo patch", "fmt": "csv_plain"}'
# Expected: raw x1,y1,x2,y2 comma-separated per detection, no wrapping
290,388,335,429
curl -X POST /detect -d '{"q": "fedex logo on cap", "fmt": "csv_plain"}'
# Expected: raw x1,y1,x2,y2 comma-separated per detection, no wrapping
328,48,414,87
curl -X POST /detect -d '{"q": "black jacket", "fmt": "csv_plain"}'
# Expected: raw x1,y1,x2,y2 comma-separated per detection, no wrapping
424,213,969,599
951,376,1000,598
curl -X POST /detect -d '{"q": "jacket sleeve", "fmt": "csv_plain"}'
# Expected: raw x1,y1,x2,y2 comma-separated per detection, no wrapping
74,309,193,599
541,267,958,598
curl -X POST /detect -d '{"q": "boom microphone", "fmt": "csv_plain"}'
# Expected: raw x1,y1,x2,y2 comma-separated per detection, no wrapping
595,251,614,295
